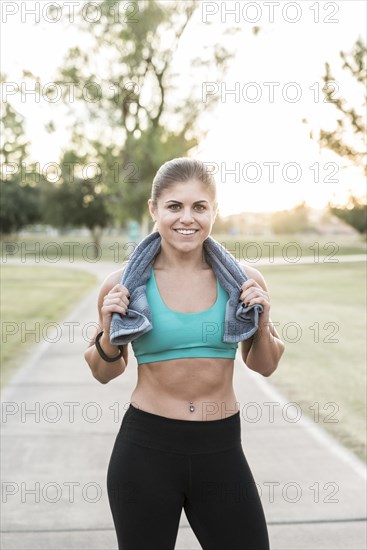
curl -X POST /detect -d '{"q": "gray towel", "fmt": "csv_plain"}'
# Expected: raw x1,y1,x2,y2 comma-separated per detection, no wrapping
110,230,263,345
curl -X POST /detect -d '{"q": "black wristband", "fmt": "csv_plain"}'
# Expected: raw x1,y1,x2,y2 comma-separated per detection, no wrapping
95,331,123,363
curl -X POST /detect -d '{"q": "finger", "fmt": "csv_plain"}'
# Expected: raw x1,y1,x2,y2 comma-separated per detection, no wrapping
112,283,126,290
108,287,129,297
106,292,130,301
110,284,130,297
240,290,267,305
239,288,258,302
106,291,130,303
102,304,128,316
241,279,259,290
247,296,269,307
104,296,129,309
102,298,127,308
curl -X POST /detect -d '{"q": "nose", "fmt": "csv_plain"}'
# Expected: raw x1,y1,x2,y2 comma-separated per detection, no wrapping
179,207,194,223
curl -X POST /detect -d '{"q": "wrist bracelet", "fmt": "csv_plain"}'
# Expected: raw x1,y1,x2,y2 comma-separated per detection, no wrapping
95,331,123,363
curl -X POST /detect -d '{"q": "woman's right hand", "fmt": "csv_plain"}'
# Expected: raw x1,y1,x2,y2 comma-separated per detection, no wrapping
101,283,130,334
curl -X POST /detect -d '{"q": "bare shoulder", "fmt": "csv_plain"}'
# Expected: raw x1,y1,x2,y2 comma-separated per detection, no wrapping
98,262,129,305
102,264,127,289
239,262,268,290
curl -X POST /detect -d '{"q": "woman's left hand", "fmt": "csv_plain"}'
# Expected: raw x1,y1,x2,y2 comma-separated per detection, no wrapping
239,279,271,324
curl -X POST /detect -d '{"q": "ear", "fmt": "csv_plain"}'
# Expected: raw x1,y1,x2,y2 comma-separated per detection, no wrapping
147,199,156,220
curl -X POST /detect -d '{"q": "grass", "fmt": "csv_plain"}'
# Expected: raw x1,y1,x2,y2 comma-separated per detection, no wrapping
258,261,366,462
1,265,97,386
213,232,366,262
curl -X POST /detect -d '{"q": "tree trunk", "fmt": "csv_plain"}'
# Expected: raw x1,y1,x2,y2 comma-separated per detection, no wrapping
90,225,103,260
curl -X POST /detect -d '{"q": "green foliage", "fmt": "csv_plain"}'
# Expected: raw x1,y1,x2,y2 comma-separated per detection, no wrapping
42,177,110,232
313,38,367,235
0,102,29,166
1,2,241,237
319,37,366,174
328,194,367,235
41,149,111,256
0,181,41,235
46,0,235,229
0,89,42,235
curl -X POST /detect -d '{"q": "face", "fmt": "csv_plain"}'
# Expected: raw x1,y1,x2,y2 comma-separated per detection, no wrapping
148,179,217,248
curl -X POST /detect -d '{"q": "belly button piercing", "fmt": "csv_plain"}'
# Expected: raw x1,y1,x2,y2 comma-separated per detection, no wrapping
189,401,195,412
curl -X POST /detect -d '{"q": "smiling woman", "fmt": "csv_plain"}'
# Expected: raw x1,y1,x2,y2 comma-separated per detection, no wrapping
84,157,285,550
148,157,219,242
148,186,216,252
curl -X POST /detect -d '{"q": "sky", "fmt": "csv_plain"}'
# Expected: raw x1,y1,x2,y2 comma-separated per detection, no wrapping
1,0,366,217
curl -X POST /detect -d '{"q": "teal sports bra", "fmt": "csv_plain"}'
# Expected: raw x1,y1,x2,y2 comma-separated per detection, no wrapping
131,266,238,365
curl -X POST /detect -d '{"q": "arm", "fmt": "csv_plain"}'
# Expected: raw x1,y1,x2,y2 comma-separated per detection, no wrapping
84,266,130,384
239,264,285,377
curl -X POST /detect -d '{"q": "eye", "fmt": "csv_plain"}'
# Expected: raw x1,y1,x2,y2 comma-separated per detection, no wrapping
168,204,206,211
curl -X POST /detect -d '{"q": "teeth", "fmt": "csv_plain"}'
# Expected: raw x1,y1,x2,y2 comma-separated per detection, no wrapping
176,230,196,234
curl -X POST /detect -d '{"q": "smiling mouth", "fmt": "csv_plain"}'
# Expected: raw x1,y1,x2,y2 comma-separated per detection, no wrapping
173,229,199,235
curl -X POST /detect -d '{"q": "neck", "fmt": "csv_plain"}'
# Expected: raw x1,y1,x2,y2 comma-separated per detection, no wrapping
155,239,208,271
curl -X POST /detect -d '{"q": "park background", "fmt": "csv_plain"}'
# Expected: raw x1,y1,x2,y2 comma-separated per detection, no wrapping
0,0,366,521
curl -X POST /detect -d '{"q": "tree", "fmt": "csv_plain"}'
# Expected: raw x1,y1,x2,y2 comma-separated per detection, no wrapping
303,39,366,235
328,193,367,235
44,0,237,236
0,86,41,236
0,180,41,236
40,148,112,256
319,37,366,175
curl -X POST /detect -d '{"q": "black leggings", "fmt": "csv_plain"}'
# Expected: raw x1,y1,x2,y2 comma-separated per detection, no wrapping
107,404,270,550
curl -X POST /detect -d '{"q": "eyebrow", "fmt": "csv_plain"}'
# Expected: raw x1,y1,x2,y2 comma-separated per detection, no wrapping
164,200,209,204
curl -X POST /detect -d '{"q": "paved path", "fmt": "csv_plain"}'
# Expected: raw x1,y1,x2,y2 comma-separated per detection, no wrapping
1,259,366,549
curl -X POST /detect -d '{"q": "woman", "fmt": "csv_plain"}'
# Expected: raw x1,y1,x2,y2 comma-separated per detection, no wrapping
84,158,285,550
